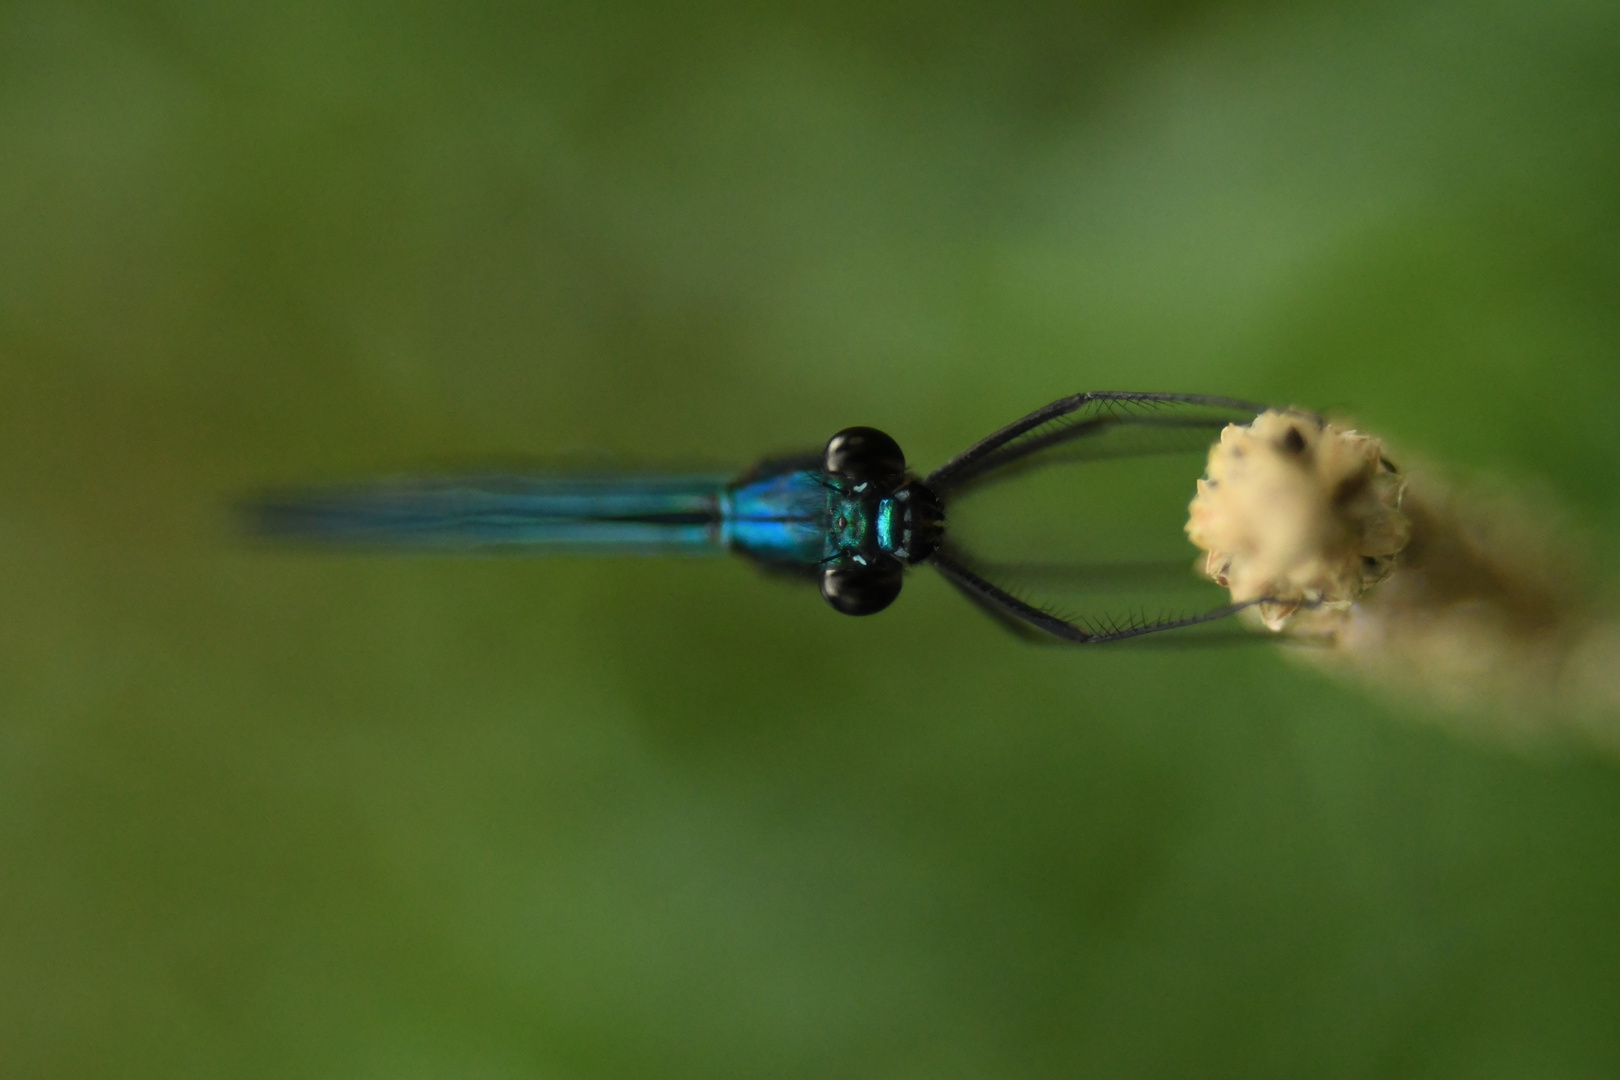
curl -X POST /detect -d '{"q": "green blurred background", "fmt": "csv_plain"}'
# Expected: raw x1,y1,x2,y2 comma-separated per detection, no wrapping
4,0,1620,1075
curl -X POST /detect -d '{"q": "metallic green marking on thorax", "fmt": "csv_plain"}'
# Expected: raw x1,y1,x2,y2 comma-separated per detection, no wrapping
822,477,945,567
823,481,879,564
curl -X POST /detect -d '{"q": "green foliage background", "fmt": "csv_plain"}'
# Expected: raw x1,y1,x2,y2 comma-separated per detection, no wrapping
3,0,1619,1075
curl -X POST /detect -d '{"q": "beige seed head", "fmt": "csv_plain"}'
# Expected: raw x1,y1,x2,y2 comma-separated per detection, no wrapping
1185,409,1620,754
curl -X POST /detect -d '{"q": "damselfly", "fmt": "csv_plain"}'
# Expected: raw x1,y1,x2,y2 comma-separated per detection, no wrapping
250,391,1275,643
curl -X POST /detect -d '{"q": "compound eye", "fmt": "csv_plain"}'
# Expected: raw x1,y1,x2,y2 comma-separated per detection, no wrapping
819,560,903,616
823,427,905,486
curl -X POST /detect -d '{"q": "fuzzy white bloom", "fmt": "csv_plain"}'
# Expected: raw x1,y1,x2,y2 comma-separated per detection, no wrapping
1186,410,1620,753
1185,410,1407,631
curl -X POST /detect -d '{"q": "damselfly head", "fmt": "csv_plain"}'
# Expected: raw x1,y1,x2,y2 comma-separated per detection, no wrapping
824,427,906,491
818,477,945,615
820,557,904,616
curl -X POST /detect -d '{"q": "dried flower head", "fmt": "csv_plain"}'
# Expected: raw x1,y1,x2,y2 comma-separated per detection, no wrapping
1185,410,1408,630
1186,409,1620,754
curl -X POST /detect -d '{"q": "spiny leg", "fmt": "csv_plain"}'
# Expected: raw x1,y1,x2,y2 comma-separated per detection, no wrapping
926,391,1270,495
929,548,1266,644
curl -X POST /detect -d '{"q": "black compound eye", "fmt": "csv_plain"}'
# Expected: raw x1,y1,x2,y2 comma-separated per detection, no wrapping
819,560,903,616
824,427,906,486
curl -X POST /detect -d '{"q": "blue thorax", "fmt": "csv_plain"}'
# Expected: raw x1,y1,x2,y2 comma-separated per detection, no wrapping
723,468,943,570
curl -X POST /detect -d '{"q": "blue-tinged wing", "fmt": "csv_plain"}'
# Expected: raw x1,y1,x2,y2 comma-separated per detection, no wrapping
244,474,733,554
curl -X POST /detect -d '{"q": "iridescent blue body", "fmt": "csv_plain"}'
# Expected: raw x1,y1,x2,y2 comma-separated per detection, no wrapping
253,462,943,572
251,392,1280,641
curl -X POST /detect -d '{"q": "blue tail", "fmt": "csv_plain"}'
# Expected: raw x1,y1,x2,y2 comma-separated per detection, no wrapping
244,474,733,554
